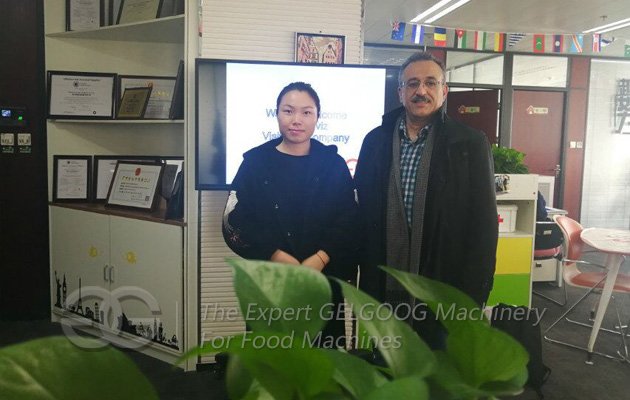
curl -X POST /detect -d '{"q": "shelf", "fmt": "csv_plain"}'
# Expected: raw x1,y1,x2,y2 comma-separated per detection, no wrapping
498,230,533,238
46,15,184,43
49,119,184,124
50,202,186,227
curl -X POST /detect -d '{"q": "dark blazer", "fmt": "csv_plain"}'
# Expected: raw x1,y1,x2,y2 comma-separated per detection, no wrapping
354,107,498,305
223,138,359,280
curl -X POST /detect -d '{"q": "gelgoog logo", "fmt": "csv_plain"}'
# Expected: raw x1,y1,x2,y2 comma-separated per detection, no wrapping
61,286,162,350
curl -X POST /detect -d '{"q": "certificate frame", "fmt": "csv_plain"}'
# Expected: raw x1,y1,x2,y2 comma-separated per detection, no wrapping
93,155,161,202
295,32,345,65
47,71,116,119
117,0,163,24
116,86,152,119
66,0,104,31
106,161,164,211
118,75,176,119
53,155,92,202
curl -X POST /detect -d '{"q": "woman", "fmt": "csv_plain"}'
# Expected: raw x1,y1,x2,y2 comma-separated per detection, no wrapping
223,82,359,346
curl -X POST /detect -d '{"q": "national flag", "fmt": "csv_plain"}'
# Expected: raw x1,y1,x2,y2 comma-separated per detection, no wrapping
433,27,447,47
411,24,425,44
533,34,545,53
508,33,526,47
493,32,505,52
455,29,467,49
601,36,615,47
391,21,406,41
552,35,563,53
474,31,486,50
592,33,601,52
625,45,630,58
569,34,583,53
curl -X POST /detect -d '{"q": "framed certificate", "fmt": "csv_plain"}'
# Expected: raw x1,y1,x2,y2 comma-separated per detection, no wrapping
66,0,103,31
47,71,116,119
53,155,92,202
106,161,164,211
295,33,345,64
117,0,162,24
93,155,160,201
118,75,175,119
116,87,152,119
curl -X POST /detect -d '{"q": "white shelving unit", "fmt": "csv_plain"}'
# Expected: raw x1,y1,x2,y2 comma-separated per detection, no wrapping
44,0,197,369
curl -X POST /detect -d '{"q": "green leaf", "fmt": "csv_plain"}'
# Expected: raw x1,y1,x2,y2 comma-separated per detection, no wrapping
226,354,255,400
336,280,436,379
446,321,528,388
228,258,332,336
364,376,429,400
0,336,157,400
322,349,388,398
237,335,337,399
381,266,484,333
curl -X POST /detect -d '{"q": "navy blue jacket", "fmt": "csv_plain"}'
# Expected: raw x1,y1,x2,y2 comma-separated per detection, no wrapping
223,138,359,280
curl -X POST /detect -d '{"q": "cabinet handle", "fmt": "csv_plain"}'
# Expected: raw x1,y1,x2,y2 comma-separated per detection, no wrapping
109,265,115,283
103,265,109,282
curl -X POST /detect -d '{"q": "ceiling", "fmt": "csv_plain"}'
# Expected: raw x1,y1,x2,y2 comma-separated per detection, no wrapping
363,0,630,45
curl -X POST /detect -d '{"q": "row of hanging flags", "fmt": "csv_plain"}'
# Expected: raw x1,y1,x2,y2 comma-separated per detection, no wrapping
391,22,623,54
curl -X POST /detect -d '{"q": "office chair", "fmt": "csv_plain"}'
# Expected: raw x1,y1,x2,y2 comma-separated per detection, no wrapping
543,215,630,361
532,220,565,305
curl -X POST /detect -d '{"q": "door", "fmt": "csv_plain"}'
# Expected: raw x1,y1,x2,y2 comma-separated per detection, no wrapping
110,216,184,351
446,89,500,145
50,207,110,322
511,90,564,206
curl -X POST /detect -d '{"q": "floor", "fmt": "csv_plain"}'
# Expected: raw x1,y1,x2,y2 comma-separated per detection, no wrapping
3,259,630,399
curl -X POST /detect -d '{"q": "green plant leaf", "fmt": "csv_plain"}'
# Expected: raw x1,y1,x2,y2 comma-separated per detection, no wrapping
381,266,484,333
321,349,388,398
226,354,255,400
381,267,528,394
0,336,157,400
364,376,429,400
336,280,436,379
228,258,332,336
446,321,528,389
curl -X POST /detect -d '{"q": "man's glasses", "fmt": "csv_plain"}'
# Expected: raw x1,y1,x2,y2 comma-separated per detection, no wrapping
400,78,444,91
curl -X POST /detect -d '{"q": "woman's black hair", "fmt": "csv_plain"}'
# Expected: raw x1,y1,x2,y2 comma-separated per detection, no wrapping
276,81,321,118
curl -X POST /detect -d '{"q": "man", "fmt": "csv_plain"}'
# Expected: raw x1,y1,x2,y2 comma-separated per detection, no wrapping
354,52,498,316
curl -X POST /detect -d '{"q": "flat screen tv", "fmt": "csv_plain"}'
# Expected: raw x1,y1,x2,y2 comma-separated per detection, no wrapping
195,58,401,189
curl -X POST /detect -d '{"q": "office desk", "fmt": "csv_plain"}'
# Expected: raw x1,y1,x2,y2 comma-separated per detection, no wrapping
580,228,630,364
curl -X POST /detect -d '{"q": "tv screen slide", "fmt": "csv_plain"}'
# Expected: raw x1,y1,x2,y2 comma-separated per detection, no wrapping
196,59,400,189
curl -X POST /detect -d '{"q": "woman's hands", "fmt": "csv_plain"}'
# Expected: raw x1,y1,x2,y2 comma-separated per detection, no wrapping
301,250,330,272
270,249,330,273
270,249,300,265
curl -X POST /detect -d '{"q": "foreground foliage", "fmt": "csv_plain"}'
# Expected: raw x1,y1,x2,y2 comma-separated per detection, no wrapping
184,258,528,399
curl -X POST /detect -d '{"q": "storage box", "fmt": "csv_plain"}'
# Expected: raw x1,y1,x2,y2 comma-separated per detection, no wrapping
497,204,518,233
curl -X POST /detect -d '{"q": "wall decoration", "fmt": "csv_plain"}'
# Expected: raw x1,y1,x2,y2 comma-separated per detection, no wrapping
295,33,345,64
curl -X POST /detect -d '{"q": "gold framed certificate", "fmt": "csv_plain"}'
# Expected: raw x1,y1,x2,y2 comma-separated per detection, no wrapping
116,86,152,119
118,75,175,119
117,0,162,24
106,161,164,211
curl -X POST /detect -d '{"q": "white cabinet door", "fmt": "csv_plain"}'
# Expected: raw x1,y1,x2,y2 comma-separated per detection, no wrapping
109,216,183,352
50,207,110,323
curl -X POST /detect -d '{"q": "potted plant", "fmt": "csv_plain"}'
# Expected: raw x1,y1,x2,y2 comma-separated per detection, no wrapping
185,258,529,399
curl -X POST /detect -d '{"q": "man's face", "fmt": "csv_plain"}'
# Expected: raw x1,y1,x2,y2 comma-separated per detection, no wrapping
398,60,448,123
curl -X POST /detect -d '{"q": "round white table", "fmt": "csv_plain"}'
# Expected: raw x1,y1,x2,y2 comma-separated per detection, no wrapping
580,228,630,364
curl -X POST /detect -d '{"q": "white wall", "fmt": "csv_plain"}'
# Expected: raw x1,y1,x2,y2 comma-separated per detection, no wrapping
197,0,364,362
581,59,630,229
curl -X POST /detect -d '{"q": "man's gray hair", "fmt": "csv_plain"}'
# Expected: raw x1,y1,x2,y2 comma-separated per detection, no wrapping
398,52,447,86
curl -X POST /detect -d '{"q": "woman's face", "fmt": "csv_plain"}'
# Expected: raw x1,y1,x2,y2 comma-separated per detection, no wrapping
277,90,318,146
